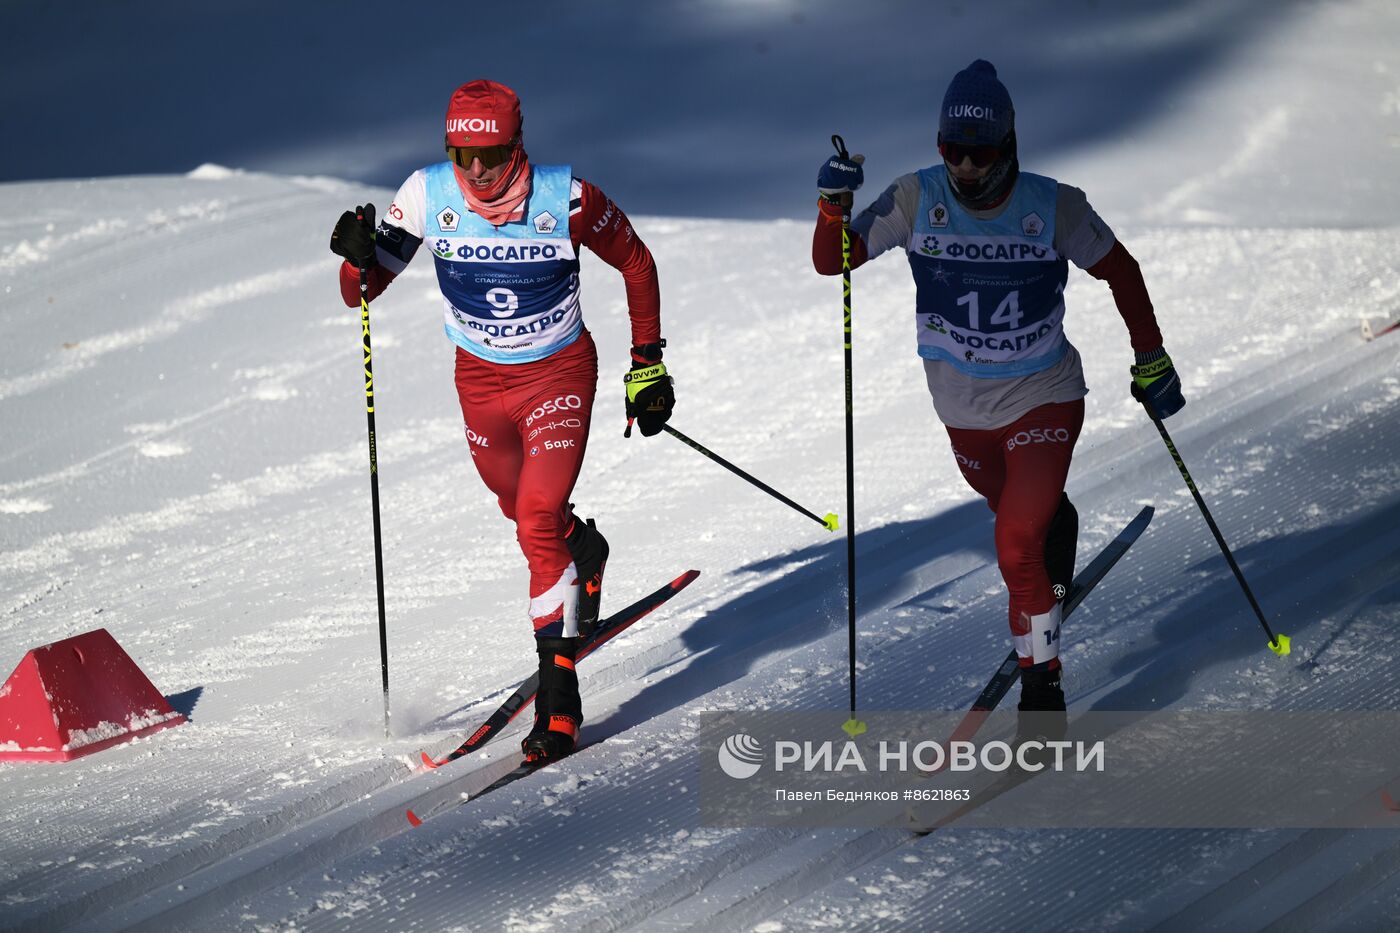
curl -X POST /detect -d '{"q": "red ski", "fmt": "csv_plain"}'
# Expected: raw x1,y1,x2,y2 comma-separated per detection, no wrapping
418,570,700,772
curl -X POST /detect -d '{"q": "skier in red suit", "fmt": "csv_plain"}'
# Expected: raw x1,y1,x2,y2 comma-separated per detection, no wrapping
330,80,674,763
812,61,1185,720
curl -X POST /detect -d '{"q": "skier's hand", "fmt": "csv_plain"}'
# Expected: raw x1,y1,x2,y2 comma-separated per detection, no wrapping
624,355,674,438
1130,348,1185,419
330,203,379,268
818,153,865,208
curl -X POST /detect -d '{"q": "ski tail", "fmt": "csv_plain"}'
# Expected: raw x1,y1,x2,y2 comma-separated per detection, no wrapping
409,740,603,829
422,570,701,768
1362,317,1400,341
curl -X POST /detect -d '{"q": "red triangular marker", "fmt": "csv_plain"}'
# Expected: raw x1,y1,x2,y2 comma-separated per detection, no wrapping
0,629,185,762
406,809,423,827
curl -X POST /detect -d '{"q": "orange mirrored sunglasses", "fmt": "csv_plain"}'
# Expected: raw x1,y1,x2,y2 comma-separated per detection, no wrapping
447,144,515,169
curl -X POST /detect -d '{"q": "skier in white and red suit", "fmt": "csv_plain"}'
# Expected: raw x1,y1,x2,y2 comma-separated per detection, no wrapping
329,79,674,764
811,61,1185,718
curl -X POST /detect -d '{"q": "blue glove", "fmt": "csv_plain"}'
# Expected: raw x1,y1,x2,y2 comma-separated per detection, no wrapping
1130,348,1186,419
818,153,865,203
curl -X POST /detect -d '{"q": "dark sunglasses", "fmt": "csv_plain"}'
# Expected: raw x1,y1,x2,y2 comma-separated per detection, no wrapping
939,141,1001,169
447,144,515,169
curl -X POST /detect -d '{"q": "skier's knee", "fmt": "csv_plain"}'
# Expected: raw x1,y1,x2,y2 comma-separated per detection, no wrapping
515,492,566,547
995,529,1044,578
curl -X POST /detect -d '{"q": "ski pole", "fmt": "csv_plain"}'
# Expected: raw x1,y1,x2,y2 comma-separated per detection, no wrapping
1131,384,1290,656
661,424,837,531
357,241,392,737
832,134,864,738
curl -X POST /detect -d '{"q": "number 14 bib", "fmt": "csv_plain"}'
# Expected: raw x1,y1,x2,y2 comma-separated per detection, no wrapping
906,166,1069,379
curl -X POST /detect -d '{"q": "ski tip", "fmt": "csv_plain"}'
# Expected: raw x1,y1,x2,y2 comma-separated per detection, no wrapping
419,751,442,770
823,512,840,532
406,808,423,827
1268,633,1292,657
671,569,702,588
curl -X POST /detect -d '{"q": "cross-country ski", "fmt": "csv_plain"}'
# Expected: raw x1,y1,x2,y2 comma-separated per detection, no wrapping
417,570,700,771
405,571,698,827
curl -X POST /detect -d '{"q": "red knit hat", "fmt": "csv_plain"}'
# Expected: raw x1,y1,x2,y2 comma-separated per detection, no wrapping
444,80,522,147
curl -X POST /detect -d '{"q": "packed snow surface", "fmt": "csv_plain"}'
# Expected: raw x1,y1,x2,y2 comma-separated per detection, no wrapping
2,1,1399,930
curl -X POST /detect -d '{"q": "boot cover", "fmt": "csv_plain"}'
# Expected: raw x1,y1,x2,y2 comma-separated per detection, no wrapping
565,516,609,637
1044,493,1078,601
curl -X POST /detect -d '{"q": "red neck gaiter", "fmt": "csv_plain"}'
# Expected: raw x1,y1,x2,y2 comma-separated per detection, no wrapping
455,147,532,227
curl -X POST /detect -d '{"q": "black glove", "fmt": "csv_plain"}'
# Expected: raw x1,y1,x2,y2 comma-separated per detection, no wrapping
330,203,378,268
1130,347,1186,419
624,345,674,437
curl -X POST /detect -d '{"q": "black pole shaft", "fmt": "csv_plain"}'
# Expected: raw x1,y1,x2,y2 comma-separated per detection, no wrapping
833,134,858,716
660,425,832,528
359,263,391,738
1136,392,1281,647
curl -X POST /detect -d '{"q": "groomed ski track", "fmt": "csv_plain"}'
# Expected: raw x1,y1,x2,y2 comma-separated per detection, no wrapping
1,165,1398,931
196,306,1400,932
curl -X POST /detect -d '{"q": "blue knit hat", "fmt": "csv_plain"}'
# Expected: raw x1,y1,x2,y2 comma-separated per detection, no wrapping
939,60,1014,146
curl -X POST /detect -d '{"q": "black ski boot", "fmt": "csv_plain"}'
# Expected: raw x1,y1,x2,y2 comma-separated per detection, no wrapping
565,515,609,637
1018,666,1066,713
1016,665,1067,769
521,635,582,764
1044,493,1078,602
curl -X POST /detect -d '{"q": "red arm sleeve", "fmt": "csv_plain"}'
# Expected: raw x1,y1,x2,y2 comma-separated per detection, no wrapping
1084,240,1164,352
812,199,870,275
571,180,661,348
338,260,398,308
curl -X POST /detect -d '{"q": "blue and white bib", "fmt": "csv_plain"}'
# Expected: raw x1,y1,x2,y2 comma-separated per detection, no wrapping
423,163,581,364
906,166,1069,378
